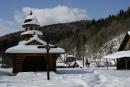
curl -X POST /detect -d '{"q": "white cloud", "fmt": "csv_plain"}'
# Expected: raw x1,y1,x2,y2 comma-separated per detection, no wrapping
0,6,90,36
14,5,90,26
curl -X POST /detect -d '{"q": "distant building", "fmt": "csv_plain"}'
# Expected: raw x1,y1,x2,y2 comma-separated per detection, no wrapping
117,31,130,70
118,32,130,51
5,11,65,73
104,31,130,70
65,55,76,65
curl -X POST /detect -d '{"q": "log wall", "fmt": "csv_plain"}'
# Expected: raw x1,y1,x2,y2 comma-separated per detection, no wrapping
13,54,58,73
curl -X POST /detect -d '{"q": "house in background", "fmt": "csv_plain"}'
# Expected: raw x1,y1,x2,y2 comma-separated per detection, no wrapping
65,54,83,68
65,54,76,65
117,31,130,70
104,31,130,70
5,11,65,73
118,32,130,51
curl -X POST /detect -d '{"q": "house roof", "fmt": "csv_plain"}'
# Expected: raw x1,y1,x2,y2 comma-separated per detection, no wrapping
70,61,83,67
21,30,43,35
103,51,130,59
118,32,130,51
5,45,65,54
67,55,75,58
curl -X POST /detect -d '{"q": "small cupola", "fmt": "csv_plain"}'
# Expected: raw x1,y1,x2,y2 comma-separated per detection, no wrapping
22,11,40,31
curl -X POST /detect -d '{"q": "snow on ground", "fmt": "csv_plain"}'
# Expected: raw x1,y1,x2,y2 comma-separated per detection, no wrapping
95,67,130,87
0,68,99,87
0,67,130,87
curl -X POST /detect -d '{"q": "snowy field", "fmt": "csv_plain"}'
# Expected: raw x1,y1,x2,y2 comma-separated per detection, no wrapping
0,67,130,87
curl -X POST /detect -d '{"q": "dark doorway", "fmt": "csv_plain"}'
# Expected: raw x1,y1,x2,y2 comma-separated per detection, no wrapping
117,57,130,70
23,56,47,72
117,58,126,70
127,58,130,69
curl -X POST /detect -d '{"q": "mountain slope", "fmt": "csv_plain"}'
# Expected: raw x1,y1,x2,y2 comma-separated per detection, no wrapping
0,7,130,59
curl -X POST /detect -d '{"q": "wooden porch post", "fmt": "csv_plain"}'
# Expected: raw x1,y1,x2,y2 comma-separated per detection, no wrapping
83,56,84,67
106,59,108,70
125,58,128,70
46,33,50,80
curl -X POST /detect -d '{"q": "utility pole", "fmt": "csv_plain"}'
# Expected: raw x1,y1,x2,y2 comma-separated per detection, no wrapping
38,33,50,80
46,36,50,80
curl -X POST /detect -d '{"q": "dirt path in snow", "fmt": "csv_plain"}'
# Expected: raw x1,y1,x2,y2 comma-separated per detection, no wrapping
56,68,101,87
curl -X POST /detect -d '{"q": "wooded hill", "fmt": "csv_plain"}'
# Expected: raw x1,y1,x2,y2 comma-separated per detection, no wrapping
0,7,130,59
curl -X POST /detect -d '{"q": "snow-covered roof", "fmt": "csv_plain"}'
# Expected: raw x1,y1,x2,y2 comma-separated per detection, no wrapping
23,14,39,25
6,34,65,54
21,30,43,35
128,31,130,36
103,51,130,59
67,55,75,58
5,45,65,54
19,35,46,45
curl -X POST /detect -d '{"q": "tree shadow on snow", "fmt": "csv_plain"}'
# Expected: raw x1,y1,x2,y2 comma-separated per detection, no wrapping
56,68,92,74
0,71,12,76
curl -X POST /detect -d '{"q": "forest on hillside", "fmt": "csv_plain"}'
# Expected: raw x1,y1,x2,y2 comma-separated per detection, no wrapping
0,7,130,59
42,7,130,59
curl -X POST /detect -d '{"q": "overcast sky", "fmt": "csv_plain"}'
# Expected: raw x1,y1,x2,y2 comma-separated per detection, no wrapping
0,0,130,36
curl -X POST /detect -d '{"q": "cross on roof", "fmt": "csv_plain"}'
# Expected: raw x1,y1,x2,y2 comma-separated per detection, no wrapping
30,10,33,15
